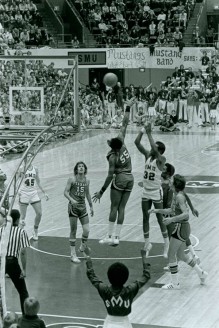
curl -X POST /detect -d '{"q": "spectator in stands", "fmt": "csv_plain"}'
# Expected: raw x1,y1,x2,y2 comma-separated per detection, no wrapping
71,36,80,48
109,1,117,19
20,29,30,45
178,85,188,122
157,20,165,33
143,1,150,12
135,106,147,126
90,77,100,95
157,10,166,22
149,20,156,36
173,27,182,45
106,87,116,121
160,113,178,132
111,108,124,128
206,25,215,46
186,67,195,81
172,67,181,79
130,21,141,46
158,85,167,112
179,10,187,28
157,30,165,45
102,2,110,19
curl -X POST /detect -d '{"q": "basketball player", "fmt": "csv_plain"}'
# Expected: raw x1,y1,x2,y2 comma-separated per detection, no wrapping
18,152,49,241
134,122,169,258
84,247,151,328
92,99,136,245
149,174,208,289
64,161,93,263
161,163,200,265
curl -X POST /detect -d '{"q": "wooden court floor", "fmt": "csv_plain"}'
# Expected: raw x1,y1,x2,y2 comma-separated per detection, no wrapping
1,124,219,328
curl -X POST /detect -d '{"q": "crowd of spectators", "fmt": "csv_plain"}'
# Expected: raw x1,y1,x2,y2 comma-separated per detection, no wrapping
80,52,219,131
0,0,53,53
73,0,196,47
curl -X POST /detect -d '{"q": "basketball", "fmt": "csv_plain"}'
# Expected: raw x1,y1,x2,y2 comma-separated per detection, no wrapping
103,73,118,87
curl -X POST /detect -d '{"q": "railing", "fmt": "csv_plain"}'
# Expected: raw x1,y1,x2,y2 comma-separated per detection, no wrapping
44,0,65,42
65,0,84,43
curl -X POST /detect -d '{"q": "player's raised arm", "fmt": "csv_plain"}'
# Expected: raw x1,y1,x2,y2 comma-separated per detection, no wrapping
134,126,150,159
145,123,166,168
117,97,136,142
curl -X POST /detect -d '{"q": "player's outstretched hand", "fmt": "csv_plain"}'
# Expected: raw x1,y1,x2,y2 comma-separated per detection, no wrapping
148,209,156,214
163,216,172,226
192,208,199,217
44,193,49,201
141,249,151,271
92,191,102,203
145,123,152,134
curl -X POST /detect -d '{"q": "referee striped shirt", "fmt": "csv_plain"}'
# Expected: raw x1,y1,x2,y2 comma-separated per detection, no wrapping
0,226,30,258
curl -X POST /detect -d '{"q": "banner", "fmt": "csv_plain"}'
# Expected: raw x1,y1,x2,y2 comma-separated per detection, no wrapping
106,47,216,69
5,47,216,69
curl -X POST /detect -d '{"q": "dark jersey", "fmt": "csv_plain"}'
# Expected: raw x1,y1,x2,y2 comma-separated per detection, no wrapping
107,144,132,174
86,260,150,316
69,176,88,204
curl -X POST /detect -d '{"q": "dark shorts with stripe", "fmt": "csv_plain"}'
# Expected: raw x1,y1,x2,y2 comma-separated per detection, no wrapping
68,203,87,219
171,222,190,242
111,172,134,192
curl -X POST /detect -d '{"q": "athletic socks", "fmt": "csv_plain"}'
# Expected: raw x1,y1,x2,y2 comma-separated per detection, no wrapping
115,224,122,239
108,221,115,237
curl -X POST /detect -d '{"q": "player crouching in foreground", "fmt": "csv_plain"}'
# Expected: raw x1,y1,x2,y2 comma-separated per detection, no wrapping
84,247,151,328
149,174,208,289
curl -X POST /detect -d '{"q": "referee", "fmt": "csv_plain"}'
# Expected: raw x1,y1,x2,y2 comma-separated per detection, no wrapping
0,209,30,314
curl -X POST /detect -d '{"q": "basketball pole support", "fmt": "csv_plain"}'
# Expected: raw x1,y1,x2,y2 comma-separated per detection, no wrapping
73,57,80,132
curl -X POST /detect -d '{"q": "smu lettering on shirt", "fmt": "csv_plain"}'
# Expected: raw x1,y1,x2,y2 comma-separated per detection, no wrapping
20,166,37,192
86,265,150,316
69,177,88,204
143,157,162,190
107,144,132,174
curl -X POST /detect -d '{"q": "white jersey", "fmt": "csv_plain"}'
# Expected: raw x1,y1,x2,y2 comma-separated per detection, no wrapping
143,157,162,191
20,166,38,193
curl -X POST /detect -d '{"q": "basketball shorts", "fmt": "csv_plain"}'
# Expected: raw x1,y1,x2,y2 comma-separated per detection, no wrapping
171,222,190,242
111,173,134,192
103,315,133,328
142,187,163,202
19,190,41,205
68,202,88,219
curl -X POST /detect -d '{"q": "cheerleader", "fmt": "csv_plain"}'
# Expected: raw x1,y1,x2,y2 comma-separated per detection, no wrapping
209,97,218,130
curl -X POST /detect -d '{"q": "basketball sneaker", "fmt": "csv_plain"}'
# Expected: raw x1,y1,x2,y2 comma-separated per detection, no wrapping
71,254,81,264
162,283,181,290
163,266,170,271
144,242,152,257
99,236,113,245
110,237,119,247
32,231,38,241
200,271,208,285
